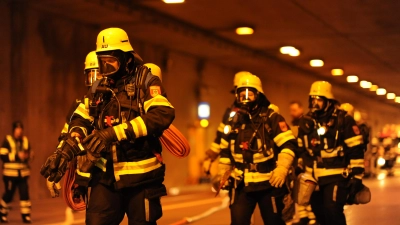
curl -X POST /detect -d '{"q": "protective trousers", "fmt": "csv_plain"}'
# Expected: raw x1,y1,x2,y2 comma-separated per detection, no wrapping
310,181,349,225
229,187,285,225
85,180,166,225
1,176,31,221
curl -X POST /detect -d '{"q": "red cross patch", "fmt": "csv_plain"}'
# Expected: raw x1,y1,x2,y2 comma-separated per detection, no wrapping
279,122,288,132
352,125,360,135
150,86,161,97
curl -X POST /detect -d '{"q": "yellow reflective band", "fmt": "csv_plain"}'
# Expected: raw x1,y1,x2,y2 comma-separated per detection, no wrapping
6,135,16,155
232,168,244,177
69,126,88,137
217,123,225,133
74,103,93,121
321,148,342,158
350,159,365,168
20,207,31,214
244,172,272,183
20,169,30,177
219,157,231,165
144,95,173,113
3,169,19,177
77,169,91,178
113,123,128,141
297,138,303,147
344,135,363,147
220,138,229,149
4,163,27,170
305,166,344,179
95,157,107,172
273,130,295,147
130,117,148,138
232,153,243,163
61,123,69,133
280,148,295,158
0,148,8,155
253,152,274,163
9,153,15,162
22,136,29,150
20,201,31,207
113,157,162,181
210,142,220,153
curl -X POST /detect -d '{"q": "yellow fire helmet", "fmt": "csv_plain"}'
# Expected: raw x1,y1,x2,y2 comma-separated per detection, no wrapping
309,81,334,99
233,71,252,87
96,27,134,53
340,103,354,116
145,63,162,81
269,103,280,113
84,51,100,86
236,74,264,94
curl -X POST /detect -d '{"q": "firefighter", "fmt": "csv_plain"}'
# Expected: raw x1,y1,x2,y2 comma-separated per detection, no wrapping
295,81,366,225
41,27,175,225
0,121,32,223
203,71,252,174
215,74,297,225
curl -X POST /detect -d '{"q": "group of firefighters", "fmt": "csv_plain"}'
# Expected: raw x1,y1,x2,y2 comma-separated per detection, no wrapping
0,26,390,225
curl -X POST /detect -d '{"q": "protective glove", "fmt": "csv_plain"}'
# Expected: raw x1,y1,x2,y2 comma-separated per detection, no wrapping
40,133,83,182
82,127,118,160
346,177,364,204
72,184,87,203
270,153,294,188
46,179,62,198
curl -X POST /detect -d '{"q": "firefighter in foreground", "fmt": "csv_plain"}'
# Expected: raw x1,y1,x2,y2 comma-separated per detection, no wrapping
214,74,297,225
41,27,175,225
295,81,368,225
0,122,32,223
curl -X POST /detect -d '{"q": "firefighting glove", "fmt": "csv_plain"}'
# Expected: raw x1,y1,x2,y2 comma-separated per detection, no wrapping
46,179,62,198
346,177,364,205
270,153,294,188
40,134,83,182
83,127,118,159
72,184,87,204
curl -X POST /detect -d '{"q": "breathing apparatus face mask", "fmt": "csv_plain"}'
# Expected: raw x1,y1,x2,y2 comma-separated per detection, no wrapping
98,55,120,76
84,69,101,86
309,96,328,113
236,87,258,112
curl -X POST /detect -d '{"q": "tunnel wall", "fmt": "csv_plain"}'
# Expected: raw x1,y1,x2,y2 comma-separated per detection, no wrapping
0,2,399,199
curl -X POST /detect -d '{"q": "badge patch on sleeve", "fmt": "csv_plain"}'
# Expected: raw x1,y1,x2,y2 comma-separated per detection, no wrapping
352,125,360,135
279,122,288,132
150,86,161,97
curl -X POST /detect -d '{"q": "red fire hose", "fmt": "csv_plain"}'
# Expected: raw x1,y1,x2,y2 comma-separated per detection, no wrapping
63,124,190,210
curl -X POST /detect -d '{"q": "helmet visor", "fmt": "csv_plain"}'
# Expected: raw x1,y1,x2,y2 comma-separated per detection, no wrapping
85,69,101,86
237,87,257,104
98,55,120,76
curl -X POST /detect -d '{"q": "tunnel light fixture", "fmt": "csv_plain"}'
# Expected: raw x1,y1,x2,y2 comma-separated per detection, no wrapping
163,0,185,3
280,46,300,57
310,59,324,67
346,75,358,83
236,27,254,35
395,97,400,103
331,69,343,76
376,88,387,96
370,85,378,92
387,93,396,100
198,102,210,119
360,80,372,88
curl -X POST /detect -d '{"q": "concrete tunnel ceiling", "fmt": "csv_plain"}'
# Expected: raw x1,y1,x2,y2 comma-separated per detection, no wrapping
32,0,400,107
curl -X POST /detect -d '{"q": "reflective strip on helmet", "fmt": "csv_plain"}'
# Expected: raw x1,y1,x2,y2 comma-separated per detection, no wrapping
253,152,274,163
113,123,128,141
320,148,342,158
210,142,220,153
344,135,363,147
0,148,8,155
273,130,295,147
61,123,69,134
73,103,93,122
244,171,271,183
217,123,225,133
130,117,147,138
350,159,365,168
77,169,91,178
95,157,107,172
280,148,295,158
297,138,303,147
69,126,88,137
143,95,173,113
113,157,162,181
219,157,231,165
4,163,27,170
